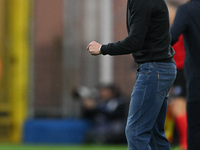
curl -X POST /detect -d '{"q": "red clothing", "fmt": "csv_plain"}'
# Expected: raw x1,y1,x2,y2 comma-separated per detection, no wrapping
172,35,185,70
175,113,187,150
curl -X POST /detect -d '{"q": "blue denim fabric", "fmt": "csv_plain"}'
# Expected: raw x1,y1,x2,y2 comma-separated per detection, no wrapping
126,62,177,150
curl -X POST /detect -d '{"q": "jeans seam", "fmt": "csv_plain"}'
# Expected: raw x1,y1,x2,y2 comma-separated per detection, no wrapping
157,72,164,97
137,72,149,149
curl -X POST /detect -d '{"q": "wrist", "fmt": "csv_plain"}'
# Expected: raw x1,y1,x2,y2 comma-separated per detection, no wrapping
99,45,102,54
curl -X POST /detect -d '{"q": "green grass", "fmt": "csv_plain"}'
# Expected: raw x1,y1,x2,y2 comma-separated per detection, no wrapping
0,144,127,150
0,144,181,150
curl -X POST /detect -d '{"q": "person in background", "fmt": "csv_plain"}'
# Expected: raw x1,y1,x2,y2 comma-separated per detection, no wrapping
170,0,200,149
86,0,176,149
74,84,128,144
170,35,187,150
164,35,187,149
165,1,188,149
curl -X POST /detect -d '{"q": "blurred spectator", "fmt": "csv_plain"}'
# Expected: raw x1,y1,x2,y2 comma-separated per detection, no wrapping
170,35,187,150
165,2,188,150
72,84,128,144
170,0,200,149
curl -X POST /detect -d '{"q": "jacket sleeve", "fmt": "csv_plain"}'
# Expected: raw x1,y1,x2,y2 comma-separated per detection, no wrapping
170,5,189,46
101,0,151,55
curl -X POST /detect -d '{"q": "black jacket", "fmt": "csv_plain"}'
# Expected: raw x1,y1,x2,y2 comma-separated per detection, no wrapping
101,0,175,64
171,0,200,78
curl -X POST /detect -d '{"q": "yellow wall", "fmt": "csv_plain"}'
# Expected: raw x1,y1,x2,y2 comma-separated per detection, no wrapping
0,0,31,143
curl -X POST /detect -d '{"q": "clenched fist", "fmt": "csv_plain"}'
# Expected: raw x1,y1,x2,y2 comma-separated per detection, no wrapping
86,41,102,55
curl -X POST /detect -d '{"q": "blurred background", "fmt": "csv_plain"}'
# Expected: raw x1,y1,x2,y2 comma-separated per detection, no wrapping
0,0,187,149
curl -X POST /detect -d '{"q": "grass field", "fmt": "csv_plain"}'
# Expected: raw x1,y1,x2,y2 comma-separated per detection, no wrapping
0,144,181,150
0,144,126,150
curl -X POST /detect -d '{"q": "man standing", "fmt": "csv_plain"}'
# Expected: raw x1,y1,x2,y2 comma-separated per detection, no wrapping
87,0,176,149
170,0,200,149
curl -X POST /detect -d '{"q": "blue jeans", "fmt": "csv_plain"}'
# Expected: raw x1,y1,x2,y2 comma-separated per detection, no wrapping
125,62,176,150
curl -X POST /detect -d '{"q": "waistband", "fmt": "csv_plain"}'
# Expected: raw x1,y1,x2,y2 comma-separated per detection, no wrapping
137,57,175,67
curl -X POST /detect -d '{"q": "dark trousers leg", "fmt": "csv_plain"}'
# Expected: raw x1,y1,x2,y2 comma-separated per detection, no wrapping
187,101,200,150
186,76,200,150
